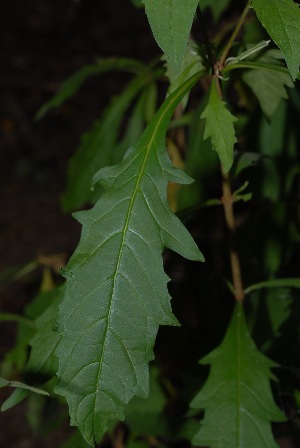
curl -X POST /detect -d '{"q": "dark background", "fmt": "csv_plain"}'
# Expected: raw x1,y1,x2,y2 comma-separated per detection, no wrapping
0,1,157,446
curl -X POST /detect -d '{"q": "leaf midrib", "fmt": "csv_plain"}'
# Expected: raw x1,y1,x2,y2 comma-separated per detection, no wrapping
92,76,196,426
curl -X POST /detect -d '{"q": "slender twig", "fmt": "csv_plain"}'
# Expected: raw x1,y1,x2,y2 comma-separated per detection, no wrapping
218,0,252,69
221,170,245,302
196,6,215,72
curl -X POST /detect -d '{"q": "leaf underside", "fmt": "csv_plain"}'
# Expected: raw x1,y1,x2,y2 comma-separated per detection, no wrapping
252,0,300,80
243,49,294,118
55,74,204,446
144,0,199,73
201,79,237,172
190,302,285,448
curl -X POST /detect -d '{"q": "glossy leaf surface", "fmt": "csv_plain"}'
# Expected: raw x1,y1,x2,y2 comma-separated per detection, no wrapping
55,74,204,446
190,302,285,448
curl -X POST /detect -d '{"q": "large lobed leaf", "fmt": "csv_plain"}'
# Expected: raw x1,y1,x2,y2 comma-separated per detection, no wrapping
55,74,204,446
190,302,285,448
252,0,300,80
144,0,199,73
201,79,237,172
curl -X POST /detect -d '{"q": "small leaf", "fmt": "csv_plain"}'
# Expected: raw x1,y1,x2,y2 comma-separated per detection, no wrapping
245,278,300,295
201,79,237,172
190,302,285,448
252,0,300,80
1,388,30,412
0,377,49,397
243,50,294,118
55,73,204,446
144,0,199,73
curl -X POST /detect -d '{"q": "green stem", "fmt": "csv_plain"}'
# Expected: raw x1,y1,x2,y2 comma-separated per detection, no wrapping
219,0,252,69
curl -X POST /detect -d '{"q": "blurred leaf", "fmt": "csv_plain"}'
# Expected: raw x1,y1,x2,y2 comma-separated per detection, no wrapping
248,288,293,353
1,287,63,376
252,0,300,80
243,50,293,118
63,430,91,448
144,0,199,73
25,286,64,378
199,0,232,21
36,58,150,119
130,0,144,8
233,151,260,177
62,72,156,212
245,278,300,295
201,78,237,172
125,367,167,435
1,286,64,411
0,313,34,326
1,388,30,412
190,302,285,448
0,377,49,399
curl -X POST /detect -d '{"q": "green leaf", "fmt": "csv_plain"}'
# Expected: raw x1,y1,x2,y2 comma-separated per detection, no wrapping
55,73,204,446
1,388,30,412
36,58,150,119
25,286,64,378
190,302,285,448
144,0,199,73
252,0,300,80
62,72,152,211
1,286,64,411
0,377,49,397
162,41,205,110
125,366,167,436
201,79,237,172
243,50,293,118
245,278,300,295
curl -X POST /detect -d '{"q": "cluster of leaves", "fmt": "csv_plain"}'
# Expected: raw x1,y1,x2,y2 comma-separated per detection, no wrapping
2,0,300,447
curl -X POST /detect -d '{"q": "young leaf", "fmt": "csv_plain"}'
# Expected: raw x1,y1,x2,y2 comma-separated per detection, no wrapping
252,0,300,80
0,378,49,397
55,73,204,446
201,79,237,172
144,0,199,73
243,50,293,118
190,302,285,448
